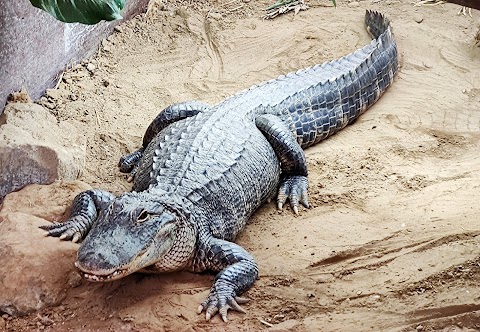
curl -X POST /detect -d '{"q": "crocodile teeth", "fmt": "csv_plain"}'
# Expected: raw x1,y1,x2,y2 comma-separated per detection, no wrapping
81,268,125,282
84,273,103,281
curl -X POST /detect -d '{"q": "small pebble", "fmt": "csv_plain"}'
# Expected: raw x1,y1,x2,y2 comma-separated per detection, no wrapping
208,12,222,19
86,63,96,72
416,325,424,331
348,1,360,8
0,317,5,329
44,101,56,110
67,271,82,288
414,14,423,24
114,25,123,33
46,88,61,100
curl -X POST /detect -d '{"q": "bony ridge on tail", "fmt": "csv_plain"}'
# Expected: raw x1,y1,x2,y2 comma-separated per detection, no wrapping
41,10,398,322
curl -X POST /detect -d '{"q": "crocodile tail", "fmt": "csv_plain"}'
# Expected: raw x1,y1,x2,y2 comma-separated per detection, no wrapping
365,10,391,40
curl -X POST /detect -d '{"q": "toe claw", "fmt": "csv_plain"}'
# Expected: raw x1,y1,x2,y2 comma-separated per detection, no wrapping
234,297,250,304
72,233,81,243
220,308,228,322
205,306,218,321
229,298,247,313
277,175,309,214
199,292,251,322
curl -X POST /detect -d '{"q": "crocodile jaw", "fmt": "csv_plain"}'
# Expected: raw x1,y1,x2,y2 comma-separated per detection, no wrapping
75,262,129,282
75,222,177,282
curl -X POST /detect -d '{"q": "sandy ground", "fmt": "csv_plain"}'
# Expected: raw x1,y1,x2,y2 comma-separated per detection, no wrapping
6,0,480,331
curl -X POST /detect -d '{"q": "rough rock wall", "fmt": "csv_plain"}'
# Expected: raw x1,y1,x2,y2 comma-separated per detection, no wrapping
0,103,87,202
0,0,149,111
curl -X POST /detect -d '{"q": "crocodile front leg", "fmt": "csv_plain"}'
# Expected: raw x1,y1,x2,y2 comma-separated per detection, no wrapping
256,114,309,214
118,101,211,180
193,234,258,322
40,190,114,242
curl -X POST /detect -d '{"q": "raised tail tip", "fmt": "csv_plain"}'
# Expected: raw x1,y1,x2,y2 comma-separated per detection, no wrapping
365,10,391,39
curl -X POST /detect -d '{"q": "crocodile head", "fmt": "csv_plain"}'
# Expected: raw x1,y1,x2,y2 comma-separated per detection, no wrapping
75,192,195,281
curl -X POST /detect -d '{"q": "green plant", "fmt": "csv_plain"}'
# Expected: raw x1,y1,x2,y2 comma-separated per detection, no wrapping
29,0,125,25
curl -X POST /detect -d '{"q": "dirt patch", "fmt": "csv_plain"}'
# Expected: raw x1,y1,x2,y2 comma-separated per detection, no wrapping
3,0,480,331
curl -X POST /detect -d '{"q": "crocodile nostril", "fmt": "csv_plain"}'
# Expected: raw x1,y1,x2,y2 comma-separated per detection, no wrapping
77,250,116,272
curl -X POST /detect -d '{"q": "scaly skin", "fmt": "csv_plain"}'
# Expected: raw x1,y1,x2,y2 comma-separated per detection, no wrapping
41,11,398,322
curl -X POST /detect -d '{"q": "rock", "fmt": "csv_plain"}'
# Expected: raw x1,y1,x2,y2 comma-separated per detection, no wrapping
0,317,5,329
101,39,111,52
347,1,360,8
7,88,32,104
208,12,222,20
414,14,423,24
0,212,78,316
67,271,83,288
76,80,95,91
86,63,96,72
0,103,86,201
45,88,62,100
0,181,91,222
314,273,334,283
268,319,300,332
114,25,124,33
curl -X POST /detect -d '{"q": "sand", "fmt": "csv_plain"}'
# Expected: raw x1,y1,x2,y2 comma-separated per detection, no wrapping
6,0,480,330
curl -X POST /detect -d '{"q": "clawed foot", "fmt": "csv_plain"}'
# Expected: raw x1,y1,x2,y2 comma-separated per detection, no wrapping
277,175,309,214
40,216,91,243
118,148,144,182
197,292,249,322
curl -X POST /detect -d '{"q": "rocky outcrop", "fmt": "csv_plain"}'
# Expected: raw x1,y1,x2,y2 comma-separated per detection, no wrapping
0,102,86,202
0,0,149,109
0,181,90,316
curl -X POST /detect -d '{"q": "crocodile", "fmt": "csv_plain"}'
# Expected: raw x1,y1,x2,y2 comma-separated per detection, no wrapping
41,10,398,322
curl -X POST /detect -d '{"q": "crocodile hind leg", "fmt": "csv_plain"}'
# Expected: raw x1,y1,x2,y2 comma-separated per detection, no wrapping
118,101,211,180
40,190,114,242
255,114,309,214
194,233,258,322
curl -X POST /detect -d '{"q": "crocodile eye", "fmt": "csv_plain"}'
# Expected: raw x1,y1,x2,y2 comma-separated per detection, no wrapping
137,211,151,224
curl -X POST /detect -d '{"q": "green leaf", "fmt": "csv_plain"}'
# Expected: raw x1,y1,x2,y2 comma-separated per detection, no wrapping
29,0,125,25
